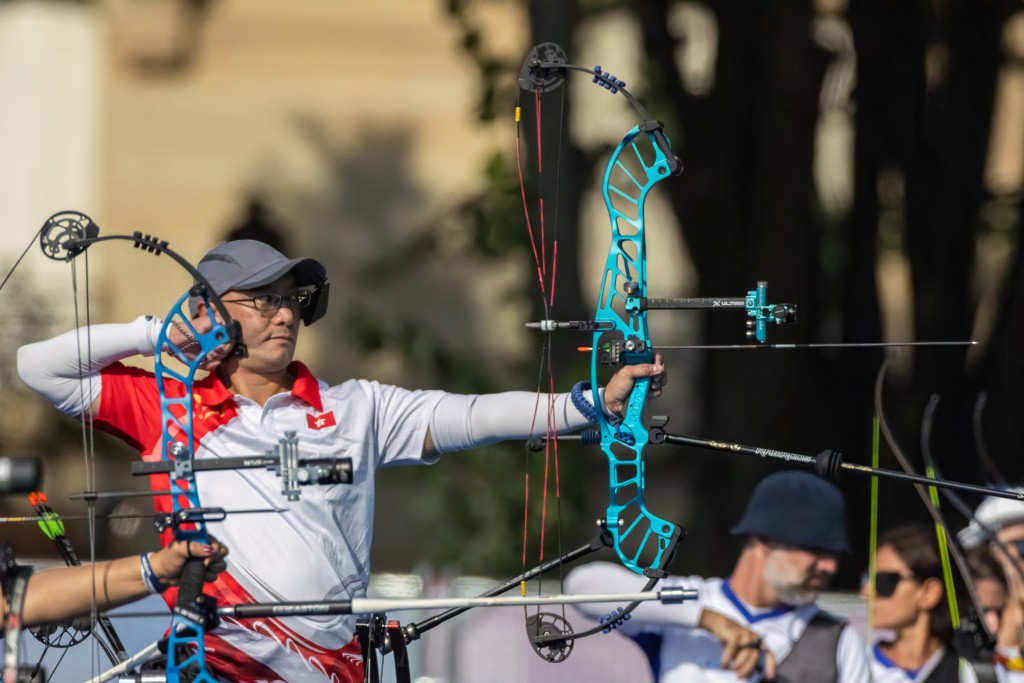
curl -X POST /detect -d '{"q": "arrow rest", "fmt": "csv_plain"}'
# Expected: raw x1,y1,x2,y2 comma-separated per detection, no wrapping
518,42,568,92
152,506,227,535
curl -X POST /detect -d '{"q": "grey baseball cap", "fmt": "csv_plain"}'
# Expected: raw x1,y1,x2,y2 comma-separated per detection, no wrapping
189,240,329,325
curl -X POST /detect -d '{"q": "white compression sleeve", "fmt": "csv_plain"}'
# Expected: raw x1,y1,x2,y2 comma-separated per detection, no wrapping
428,389,603,454
16,315,162,416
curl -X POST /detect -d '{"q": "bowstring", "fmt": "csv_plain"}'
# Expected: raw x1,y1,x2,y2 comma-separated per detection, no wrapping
0,225,107,678
69,252,104,679
516,83,567,629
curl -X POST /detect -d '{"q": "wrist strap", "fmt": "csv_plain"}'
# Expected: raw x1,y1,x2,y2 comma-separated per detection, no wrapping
571,381,599,424
140,552,167,594
572,380,637,446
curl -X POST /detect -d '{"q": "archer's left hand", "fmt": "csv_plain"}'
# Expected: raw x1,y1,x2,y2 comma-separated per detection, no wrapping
150,537,230,586
603,352,666,417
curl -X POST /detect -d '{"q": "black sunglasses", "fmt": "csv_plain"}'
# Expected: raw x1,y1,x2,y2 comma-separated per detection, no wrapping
865,571,917,598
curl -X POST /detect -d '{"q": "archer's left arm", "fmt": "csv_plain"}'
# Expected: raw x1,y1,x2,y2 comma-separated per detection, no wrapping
422,354,667,459
6,540,227,627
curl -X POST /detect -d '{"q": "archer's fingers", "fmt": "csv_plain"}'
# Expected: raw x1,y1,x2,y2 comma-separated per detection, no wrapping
625,361,665,380
719,633,741,669
653,352,667,387
729,649,761,679
762,649,777,680
729,641,770,679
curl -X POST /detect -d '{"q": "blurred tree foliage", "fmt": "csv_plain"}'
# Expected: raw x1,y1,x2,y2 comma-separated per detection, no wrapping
345,0,1024,586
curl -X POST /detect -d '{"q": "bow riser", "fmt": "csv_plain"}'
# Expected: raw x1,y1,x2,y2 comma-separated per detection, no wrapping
592,125,679,575
155,295,229,683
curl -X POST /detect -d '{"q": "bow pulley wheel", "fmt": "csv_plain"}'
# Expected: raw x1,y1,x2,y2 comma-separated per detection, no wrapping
29,618,91,649
519,42,568,93
525,612,574,662
39,211,99,262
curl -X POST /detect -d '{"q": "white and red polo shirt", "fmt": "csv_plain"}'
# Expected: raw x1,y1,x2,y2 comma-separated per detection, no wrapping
95,360,445,682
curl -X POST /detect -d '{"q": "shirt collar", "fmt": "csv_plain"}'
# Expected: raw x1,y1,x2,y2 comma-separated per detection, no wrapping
288,361,323,412
194,361,323,412
721,578,795,623
195,371,234,406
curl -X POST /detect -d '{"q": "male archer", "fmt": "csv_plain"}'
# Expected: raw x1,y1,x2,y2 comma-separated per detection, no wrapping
567,470,870,682
19,239,763,681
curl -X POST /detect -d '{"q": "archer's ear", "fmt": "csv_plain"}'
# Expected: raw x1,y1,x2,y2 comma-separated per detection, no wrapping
918,576,945,611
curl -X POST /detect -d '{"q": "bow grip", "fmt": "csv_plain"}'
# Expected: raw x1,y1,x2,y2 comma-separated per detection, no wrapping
174,557,209,618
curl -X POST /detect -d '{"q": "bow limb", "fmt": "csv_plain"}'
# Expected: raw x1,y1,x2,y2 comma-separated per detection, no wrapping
972,393,1008,487
921,395,1024,651
872,358,983,632
919,395,978,636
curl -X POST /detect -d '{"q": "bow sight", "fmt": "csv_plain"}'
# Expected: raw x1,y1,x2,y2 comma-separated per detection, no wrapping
528,280,799,356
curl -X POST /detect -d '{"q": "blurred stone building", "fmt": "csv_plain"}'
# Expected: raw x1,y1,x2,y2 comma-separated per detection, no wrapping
0,0,526,557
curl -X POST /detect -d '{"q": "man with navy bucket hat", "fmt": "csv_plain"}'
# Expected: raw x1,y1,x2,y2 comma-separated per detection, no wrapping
17,239,674,682
567,470,870,682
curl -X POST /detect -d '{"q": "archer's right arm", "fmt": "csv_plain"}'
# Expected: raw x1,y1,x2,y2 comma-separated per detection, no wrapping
16,316,163,419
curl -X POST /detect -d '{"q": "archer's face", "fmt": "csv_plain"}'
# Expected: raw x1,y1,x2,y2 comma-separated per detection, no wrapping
863,544,940,631
762,541,838,606
976,576,1006,635
995,523,1024,562
221,274,302,374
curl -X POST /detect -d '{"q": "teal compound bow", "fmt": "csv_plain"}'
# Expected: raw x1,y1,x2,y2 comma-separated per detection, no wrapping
516,39,984,565
518,42,803,580
513,43,989,666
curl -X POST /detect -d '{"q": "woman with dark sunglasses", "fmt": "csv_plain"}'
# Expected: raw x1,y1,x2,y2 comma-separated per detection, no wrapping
862,524,982,682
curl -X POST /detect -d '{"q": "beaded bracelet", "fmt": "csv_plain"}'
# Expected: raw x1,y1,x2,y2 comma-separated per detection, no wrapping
140,552,167,594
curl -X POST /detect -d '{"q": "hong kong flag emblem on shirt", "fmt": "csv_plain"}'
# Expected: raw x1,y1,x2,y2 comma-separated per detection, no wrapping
306,412,336,430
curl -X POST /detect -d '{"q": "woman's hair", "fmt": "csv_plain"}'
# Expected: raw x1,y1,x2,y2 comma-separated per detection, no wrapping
878,523,955,643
